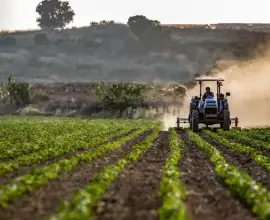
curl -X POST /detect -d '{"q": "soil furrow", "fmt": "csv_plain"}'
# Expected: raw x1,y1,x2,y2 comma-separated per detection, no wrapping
179,132,257,220
0,129,137,185
199,133,270,190
0,129,151,220
93,131,169,220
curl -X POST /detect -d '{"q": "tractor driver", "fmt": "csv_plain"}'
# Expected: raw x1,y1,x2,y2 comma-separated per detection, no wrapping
202,87,214,100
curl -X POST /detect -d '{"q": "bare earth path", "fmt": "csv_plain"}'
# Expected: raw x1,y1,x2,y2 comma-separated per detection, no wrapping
93,131,170,220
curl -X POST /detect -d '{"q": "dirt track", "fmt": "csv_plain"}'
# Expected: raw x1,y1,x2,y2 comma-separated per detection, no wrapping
0,130,152,220
93,131,169,220
179,132,257,220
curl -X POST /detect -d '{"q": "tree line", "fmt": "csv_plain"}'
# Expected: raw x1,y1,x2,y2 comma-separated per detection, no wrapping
35,0,172,48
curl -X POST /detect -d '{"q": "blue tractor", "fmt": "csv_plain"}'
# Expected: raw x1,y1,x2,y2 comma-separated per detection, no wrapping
177,77,239,132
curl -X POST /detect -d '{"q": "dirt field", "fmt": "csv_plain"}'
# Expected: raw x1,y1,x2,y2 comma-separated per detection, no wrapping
0,118,269,220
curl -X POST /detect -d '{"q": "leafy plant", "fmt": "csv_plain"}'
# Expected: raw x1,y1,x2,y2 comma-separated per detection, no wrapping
91,82,150,114
6,75,31,106
158,128,189,220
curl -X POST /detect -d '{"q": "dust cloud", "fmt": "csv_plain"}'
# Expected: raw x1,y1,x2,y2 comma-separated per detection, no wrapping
162,46,270,130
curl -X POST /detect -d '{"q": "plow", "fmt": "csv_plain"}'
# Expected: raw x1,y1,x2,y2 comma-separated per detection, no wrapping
176,77,241,131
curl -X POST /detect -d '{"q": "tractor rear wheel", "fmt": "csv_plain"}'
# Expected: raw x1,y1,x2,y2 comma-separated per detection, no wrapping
191,110,199,132
223,110,230,131
188,113,192,129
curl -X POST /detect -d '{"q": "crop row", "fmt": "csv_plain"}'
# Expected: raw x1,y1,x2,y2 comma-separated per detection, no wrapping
158,128,188,220
243,129,270,143
0,123,121,160
202,130,270,172
216,129,270,151
0,118,136,144
188,130,270,220
0,119,155,176
0,123,156,208
0,118,91,142
0,119,122,156
48,125,161,219
244,127,270,135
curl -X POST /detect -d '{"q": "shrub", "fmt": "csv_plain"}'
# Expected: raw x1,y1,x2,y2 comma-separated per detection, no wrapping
31,90,50,103
19,106,41,116
0,36,17,46
6,75,31,106
34,33,49,45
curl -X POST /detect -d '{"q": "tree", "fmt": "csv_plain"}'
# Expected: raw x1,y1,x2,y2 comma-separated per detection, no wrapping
127,15,171,49
36,0,75,29
127,15,160,40
91,82,150,116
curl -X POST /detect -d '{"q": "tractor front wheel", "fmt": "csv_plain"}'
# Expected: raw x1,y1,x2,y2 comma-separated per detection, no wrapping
191,110,199,132
223,110,230,131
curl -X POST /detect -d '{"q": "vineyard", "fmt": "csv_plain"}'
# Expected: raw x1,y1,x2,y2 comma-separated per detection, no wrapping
0,117,269,220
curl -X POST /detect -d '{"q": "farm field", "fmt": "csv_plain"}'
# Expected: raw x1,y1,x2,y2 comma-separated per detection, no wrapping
0,118,269,220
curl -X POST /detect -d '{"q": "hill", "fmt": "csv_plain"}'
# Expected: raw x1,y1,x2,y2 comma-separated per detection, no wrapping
1,22,269,83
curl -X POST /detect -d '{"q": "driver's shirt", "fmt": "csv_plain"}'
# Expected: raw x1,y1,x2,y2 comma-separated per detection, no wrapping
202,92,213,100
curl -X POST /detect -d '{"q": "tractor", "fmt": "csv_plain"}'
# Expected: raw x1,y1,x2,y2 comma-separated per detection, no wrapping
176,77,240,132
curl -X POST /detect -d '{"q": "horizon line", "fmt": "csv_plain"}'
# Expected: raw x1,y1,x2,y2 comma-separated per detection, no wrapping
2,22,270,32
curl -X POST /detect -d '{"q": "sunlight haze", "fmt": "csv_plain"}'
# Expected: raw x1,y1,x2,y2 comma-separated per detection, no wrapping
1,0,270,30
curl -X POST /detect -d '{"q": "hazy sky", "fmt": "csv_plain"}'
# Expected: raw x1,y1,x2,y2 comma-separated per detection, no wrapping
1,0,270,30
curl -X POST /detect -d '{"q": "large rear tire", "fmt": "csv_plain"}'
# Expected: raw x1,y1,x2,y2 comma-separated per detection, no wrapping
223,110,230,131
191,110,199,132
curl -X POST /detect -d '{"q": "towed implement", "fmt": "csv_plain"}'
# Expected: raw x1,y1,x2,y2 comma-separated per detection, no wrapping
176,77,240,132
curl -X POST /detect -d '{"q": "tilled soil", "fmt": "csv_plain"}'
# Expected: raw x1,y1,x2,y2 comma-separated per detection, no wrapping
179,132,257,220
0,129,152,220
199,134,270,190
93,131,169,220
0,129,136,185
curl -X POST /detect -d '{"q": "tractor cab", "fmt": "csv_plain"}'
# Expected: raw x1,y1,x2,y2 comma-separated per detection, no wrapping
177,77,239,132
